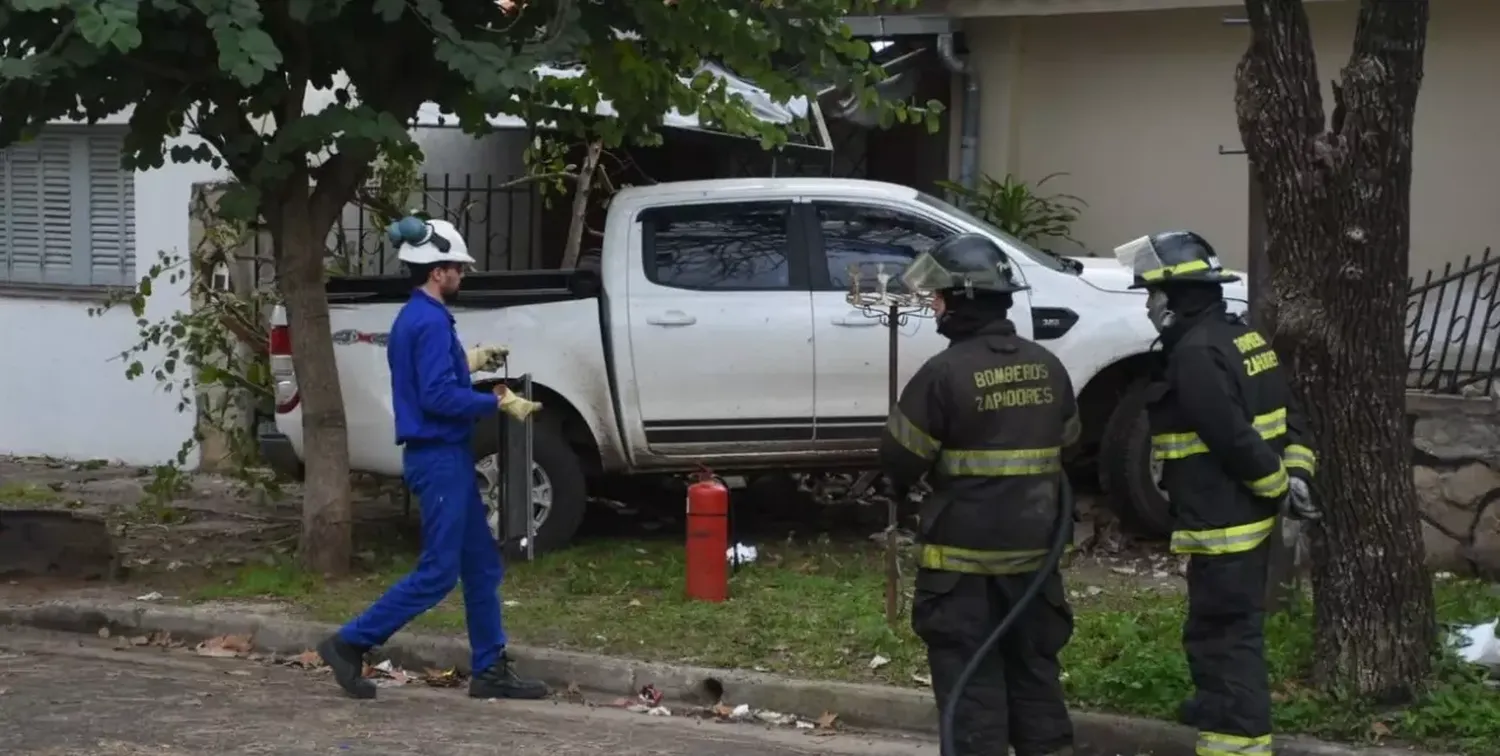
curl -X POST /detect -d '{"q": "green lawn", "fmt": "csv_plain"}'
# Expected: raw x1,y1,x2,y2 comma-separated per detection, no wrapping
190,538,1500,754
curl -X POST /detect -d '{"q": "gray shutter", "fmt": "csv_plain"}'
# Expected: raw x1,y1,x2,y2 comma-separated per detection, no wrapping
87,132,135,286
0,129,135,287
0,137,60,284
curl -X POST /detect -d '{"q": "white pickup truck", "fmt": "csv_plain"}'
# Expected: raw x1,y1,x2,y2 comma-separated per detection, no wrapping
260,177,1248,552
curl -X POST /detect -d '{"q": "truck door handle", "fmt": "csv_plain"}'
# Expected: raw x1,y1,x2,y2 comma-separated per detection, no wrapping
647,310,697,327
831,311,879,327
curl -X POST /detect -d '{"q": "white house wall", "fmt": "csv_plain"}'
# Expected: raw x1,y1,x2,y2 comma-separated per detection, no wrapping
0,134,227,466
967,0,1500,273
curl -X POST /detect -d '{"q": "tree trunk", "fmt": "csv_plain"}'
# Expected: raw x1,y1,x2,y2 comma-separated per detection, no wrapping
275,192,354,575
560,140,604,269
1235,0,1435,701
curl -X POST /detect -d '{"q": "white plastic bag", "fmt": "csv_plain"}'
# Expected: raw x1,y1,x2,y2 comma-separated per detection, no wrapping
1456,620,1500,669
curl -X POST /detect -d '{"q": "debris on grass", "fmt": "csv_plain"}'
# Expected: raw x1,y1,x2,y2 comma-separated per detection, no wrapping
868,654,890,670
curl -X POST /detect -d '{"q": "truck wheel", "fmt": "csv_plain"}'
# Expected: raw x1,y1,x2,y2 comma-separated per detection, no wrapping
1099,380,1173,538
471,416,587,554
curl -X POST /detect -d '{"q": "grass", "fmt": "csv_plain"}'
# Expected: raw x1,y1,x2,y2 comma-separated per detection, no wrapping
0,482,62,505
188,537,1500,753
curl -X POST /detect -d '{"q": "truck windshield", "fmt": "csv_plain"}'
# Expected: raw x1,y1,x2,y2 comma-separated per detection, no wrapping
915,192,1078,275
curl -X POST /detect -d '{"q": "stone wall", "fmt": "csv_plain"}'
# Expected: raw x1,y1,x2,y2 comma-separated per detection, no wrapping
1410,392,1500,576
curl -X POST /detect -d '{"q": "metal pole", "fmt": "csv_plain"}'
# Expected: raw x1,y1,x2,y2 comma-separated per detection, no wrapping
884,303,901,627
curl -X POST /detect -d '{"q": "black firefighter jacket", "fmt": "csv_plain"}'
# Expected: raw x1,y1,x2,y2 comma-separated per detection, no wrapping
1149,302,1318,556
880,320,1080,575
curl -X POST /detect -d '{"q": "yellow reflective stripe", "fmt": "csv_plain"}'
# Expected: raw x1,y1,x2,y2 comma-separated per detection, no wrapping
1171,516,1277,555
1252,408,1286,439
886,409,940,461
919,544,1062,575
1246,465,1289,499
1151,409,1288,461
1141,259,1211,282
938,447,1062,477
1197,731,1273,756
1284,443,1316,476
1152,432,1208,460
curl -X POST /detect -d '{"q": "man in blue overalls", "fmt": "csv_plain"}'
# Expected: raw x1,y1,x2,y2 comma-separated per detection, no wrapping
317,217,547,701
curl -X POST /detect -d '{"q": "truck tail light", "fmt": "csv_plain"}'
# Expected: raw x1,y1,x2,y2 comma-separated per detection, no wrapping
269,308,299,413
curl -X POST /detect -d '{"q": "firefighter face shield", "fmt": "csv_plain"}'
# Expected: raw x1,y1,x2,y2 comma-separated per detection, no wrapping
901,250,1030,300
1113,234,1232,290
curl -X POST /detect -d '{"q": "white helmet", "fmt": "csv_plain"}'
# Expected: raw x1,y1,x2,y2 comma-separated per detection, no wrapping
389,217,476,266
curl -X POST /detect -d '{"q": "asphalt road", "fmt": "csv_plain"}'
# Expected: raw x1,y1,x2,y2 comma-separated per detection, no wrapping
0,627,937,756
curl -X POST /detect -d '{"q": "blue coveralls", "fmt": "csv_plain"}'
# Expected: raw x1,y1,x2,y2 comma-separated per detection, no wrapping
339,289,507,674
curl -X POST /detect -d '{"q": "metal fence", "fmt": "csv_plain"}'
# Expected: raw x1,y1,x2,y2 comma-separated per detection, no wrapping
1407,248,1500,395
331,173,540,275
250,173,540,284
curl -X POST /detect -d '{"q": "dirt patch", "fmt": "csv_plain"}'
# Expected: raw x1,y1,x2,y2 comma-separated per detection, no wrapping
0,455,409,585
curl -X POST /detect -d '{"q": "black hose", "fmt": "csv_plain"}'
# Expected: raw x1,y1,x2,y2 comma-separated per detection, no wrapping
939,475,1075,756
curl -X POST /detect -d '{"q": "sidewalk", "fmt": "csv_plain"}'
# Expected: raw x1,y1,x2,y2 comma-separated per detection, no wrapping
0,626,933,756
0,596,1435,756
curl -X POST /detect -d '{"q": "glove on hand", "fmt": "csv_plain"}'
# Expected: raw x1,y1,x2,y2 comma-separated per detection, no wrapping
1284,477,1321,521
466,345,510,373
496,385,542,420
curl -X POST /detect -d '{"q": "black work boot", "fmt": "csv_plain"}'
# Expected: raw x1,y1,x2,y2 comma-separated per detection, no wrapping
469,651,549,700
317,634,377,700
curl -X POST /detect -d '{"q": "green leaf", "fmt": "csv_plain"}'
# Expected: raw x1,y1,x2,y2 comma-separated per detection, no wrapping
75,1,144,53
374,0,403,22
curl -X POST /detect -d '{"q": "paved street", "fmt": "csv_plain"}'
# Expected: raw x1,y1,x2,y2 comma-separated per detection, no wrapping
0,627,936,755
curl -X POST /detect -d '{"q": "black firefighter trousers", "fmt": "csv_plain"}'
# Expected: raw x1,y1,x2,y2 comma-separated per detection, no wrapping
912,568,1074,756
1181,542,1274,756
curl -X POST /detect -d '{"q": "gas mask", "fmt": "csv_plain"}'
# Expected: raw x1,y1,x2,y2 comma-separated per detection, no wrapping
1146,290,1175,333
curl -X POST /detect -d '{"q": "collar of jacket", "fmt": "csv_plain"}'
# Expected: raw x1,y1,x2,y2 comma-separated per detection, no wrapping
410,287,455,323
948,319,1020,354
1160,300,1229,351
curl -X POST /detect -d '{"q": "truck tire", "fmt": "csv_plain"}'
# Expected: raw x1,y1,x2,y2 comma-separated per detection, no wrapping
471,415,587,555
1098,380,1173,538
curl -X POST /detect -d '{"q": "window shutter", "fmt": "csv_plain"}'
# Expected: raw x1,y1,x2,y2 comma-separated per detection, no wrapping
87,132,135,286
0,128,135,287
38,135,75,284
1,139,48,283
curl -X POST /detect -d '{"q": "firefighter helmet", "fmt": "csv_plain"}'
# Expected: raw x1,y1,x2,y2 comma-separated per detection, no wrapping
902,233,1030,296
1113,230,1239,290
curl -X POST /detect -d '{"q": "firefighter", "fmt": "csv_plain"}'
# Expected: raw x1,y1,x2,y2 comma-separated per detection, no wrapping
881,233,1081,756
316,216,547,701
1113,231,1321,756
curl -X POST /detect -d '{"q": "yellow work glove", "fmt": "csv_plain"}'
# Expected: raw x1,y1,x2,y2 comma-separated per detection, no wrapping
495,386,543,420
466,344,510,373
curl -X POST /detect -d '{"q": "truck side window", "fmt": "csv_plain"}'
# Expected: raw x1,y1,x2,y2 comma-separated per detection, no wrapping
816,203,952,291
642,202,792,290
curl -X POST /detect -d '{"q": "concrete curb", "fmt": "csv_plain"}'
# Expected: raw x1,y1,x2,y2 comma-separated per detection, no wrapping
0,599,1433,756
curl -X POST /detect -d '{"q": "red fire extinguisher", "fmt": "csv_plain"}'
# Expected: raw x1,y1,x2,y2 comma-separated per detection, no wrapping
685,469,729,603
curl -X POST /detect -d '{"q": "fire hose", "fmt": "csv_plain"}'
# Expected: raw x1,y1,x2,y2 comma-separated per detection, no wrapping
940,474,1075,756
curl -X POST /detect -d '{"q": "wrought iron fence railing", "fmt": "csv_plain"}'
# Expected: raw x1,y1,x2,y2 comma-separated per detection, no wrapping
1407,248,1500,395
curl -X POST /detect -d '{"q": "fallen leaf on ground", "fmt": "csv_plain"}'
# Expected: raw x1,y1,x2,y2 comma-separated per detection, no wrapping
194,634,254,658
816,711,839,730
1370,721,1392,739
287,650,324,668
422,667,464,687
564,682,586,703
710,703,735,718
